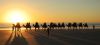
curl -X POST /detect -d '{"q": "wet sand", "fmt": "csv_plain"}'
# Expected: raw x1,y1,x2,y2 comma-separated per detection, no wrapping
0,29,100,45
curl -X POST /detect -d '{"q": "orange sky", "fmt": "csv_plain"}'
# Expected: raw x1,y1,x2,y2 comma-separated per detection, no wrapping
0,0,100,23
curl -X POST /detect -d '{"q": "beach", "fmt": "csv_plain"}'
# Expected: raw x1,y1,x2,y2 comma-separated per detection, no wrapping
0,0,100,45
0,28,100,45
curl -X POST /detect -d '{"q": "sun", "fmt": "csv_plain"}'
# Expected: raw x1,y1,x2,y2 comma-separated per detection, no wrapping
5,9,30,23
9,12,24,23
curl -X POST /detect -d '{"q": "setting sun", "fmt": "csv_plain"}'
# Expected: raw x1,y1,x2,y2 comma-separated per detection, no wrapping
5,9,30,23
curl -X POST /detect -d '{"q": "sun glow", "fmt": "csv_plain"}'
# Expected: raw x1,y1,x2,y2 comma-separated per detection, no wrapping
5,9,30,23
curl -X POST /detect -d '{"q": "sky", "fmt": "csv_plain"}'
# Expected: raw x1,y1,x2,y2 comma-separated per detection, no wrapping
0,0,100,23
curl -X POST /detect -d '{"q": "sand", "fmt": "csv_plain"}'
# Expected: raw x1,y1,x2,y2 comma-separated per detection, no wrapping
0,29,100,45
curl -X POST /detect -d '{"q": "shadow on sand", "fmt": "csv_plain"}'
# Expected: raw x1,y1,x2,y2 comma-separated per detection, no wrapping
28,30,65,45
5,31,28,45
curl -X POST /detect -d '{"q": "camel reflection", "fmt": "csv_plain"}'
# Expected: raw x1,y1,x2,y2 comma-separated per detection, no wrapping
5,31,28,45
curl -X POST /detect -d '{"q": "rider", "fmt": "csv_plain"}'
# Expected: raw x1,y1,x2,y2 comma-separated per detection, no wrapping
12,24,16,31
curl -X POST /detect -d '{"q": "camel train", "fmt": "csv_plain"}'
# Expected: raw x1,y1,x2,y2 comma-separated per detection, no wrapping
12,22,89,31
